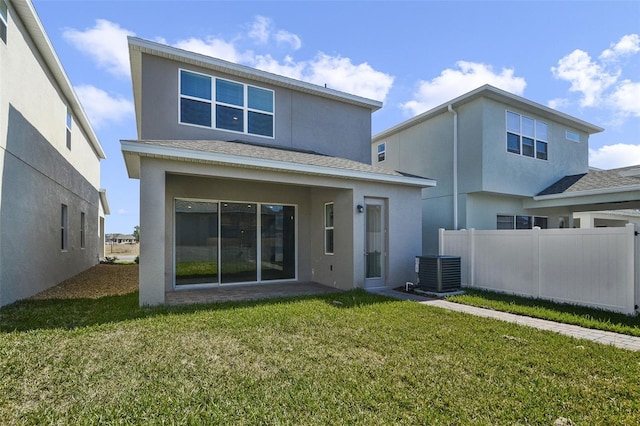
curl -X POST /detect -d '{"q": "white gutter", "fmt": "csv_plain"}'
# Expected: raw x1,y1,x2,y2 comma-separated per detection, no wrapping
448,104,458,230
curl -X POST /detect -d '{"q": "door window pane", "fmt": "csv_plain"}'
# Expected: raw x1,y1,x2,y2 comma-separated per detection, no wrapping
175,200,219,285
221,203,257,283
366,205,382,278
261,205,295,280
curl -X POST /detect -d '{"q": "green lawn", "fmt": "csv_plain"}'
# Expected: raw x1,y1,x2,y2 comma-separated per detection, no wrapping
1,290,639,424
447,288,640,337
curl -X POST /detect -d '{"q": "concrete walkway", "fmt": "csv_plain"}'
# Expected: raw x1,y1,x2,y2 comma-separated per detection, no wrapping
368,287,640,352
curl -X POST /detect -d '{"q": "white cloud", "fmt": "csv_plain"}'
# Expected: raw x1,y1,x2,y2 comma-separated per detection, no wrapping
253,53,394,101
551,50,618,107
401,61,527,116
173,37,250,63
551,34,640,120
74,85,134,129
589,144,640,169
600,34,640,61
63,19,134,77
248,16,271,44
275,30,302,50
547,97,570,110
117,208,128,215
609,80,640,117
247,16,301,50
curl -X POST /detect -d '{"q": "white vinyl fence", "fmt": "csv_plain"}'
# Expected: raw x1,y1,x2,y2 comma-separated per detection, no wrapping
439,224,639,315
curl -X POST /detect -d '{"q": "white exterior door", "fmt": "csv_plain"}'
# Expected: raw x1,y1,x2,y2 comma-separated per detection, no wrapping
364,198,386,288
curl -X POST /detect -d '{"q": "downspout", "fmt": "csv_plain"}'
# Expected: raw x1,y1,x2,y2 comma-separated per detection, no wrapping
448,105,458,230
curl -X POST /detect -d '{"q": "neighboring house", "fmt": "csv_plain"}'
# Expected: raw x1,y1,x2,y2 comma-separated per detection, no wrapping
0,0,108,306
373,85,640,253
106,234,137,244
121,37,435,306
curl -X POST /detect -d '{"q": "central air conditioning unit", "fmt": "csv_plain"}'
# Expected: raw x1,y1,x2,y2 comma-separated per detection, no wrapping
415,255,461,293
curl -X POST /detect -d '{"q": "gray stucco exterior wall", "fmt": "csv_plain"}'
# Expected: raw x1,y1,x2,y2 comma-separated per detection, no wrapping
139,54,373,163
1,106,100,306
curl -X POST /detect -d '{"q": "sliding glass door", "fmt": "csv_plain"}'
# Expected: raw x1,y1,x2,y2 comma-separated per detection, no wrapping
261,205,295,280
175,200,219,286
175,199,296,287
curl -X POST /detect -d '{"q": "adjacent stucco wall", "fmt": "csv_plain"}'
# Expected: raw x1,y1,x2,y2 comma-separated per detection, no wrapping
0,106,100,306
0,3,102,306
137,156,424,305
138,54,373,163
478,98,588,196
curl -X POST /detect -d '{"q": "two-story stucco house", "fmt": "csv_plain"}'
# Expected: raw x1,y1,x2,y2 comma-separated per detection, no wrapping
373,85,640,253
0,0,108,306
121,37,435,306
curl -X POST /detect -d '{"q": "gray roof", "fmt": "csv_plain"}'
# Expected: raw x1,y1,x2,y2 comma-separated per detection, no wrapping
121,139,436,187
374,84,603,141
538,165,640,196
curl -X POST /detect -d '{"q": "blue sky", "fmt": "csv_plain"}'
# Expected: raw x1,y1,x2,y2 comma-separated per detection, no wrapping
32,0,640,234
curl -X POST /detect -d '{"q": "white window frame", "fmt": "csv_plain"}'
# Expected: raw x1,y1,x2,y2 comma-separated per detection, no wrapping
66,108,72,150
506,111,548,161
178,69,275,138
497,214,548,230
324,202,334,255
377,142,386,162
61,204,68,251
566,130,580,143
80,212,86,249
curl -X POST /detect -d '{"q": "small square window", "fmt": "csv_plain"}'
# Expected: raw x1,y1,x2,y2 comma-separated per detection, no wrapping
566,130,580,142
516,215,532,229
216,78,244,106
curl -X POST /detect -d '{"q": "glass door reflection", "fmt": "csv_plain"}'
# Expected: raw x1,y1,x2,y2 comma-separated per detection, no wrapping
221,203,257,284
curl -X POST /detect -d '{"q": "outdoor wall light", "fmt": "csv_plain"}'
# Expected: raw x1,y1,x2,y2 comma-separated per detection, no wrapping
356,204,364,213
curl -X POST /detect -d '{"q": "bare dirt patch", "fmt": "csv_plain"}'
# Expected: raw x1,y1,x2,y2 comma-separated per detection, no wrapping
105,243,139,256
30,264,139,300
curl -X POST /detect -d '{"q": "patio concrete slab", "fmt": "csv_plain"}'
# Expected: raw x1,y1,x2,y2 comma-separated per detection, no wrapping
368,287,640,352
166,282,341,305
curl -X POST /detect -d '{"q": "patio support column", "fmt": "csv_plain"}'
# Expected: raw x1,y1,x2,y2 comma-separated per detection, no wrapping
139,160,166,306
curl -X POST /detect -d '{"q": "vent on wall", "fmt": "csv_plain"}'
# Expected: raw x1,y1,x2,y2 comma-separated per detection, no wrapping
416,255,461,293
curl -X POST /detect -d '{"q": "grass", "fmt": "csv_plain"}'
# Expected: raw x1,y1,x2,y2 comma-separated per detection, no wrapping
446,288,640,337
1,290,640,424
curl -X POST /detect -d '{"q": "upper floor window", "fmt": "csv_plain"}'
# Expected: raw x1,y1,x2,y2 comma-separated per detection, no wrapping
179,69,274,137
566,130,580,142
377,142,386,162
506,111,548,160
66,109,72,150
0,0,8,44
